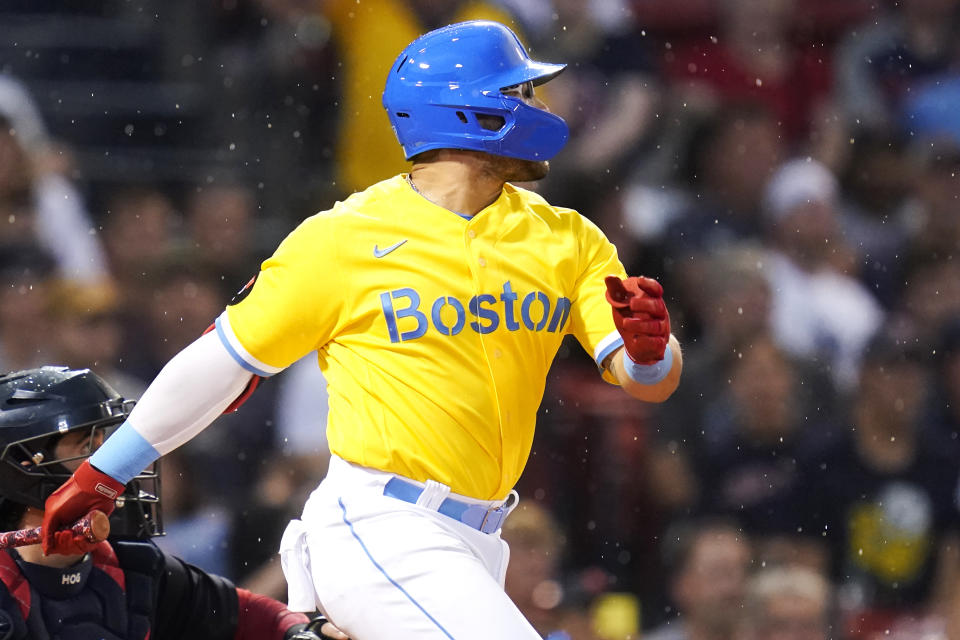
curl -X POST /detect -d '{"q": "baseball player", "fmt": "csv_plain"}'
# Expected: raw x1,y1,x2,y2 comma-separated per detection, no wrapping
0,366,346,640
40,20,682,639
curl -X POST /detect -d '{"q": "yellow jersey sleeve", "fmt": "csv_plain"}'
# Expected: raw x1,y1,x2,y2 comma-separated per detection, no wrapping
566,213,626,382
221,213,346,373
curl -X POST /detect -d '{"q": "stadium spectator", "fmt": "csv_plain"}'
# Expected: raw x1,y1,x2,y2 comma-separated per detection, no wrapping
761,157,884,388
691,337,822,535
205,0,341,221
947,588,960,640
153,448,232,577
0,117,35,247
517,344,666,596
0,247,58,372
661,0,834,144
903,141,960,269
791,331,960,638
735,566,832,640
644,519,752,640
518,0,660,214
894,255,960,347
273,354,331,460
836,131,915,307
46,280,148,400
836,0,960,132
652,103,785,339
185,183,262,288
664,104,783,256
230,452,327,598
140,259,226,374
502,501,599,640
0,76,111,286
654,244,838,448
926,317,960,456
100,186,182,325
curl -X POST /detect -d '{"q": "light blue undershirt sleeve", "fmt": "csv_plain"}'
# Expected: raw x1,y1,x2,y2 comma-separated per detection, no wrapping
90,421,160,484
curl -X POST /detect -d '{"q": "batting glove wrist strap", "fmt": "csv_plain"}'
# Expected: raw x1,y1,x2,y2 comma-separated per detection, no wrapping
623,342,673,385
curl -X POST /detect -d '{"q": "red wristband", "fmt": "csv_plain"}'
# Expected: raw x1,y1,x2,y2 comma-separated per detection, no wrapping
234,588,309,640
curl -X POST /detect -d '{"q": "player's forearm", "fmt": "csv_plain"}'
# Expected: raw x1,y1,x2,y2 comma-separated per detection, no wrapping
609,335,682,403
89,332,253,483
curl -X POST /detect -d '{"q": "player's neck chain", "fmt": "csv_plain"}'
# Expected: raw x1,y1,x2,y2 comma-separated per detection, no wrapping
405,173,421,195
405,174,471,220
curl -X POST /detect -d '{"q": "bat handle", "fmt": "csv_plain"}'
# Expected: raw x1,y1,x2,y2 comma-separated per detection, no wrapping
0,510,111,550
70,510,111,542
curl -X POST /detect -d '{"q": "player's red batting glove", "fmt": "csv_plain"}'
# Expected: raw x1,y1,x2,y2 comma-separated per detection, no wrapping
604,275,671,365
41,460,123,555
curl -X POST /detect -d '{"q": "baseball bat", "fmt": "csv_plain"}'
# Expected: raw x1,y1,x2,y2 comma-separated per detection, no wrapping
0,510,110,550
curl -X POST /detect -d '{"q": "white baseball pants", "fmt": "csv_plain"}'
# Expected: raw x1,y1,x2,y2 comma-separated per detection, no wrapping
280,456,541,640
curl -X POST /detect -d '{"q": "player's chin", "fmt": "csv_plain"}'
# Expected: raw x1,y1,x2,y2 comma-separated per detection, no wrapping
502,158,550,183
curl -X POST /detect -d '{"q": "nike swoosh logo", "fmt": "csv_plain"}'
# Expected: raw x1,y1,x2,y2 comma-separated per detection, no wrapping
373,240,408,258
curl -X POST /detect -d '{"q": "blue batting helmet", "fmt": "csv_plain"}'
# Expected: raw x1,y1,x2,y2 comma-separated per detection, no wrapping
382,20,569,162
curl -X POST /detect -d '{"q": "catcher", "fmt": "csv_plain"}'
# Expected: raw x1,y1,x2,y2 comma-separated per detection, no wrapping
0,366,347,640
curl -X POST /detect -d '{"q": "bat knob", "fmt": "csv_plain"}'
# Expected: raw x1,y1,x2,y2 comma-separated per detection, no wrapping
87,510,111,543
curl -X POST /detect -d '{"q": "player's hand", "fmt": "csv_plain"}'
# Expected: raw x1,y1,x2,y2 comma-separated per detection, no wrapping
41,460,123,555
287,615,350,640
604,275,670,365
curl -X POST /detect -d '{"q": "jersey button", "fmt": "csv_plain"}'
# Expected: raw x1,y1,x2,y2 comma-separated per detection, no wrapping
478,257,487,267
467,230,476,239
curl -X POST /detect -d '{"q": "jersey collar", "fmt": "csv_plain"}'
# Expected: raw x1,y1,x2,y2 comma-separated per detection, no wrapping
400,173,511,222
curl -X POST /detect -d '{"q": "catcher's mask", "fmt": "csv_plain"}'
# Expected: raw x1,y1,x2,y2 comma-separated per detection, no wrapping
0,366,162,539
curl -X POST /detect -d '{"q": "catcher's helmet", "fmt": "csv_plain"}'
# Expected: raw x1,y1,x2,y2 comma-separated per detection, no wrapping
0,366,162,538
382,20,569,161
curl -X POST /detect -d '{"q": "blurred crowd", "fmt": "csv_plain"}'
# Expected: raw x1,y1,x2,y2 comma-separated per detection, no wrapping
2,0,960,638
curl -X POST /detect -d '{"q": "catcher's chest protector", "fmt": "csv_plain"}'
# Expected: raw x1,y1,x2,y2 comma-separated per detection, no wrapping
0,542,155,640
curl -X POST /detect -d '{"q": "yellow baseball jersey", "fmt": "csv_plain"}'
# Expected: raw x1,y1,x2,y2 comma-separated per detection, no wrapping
217,175,626,499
